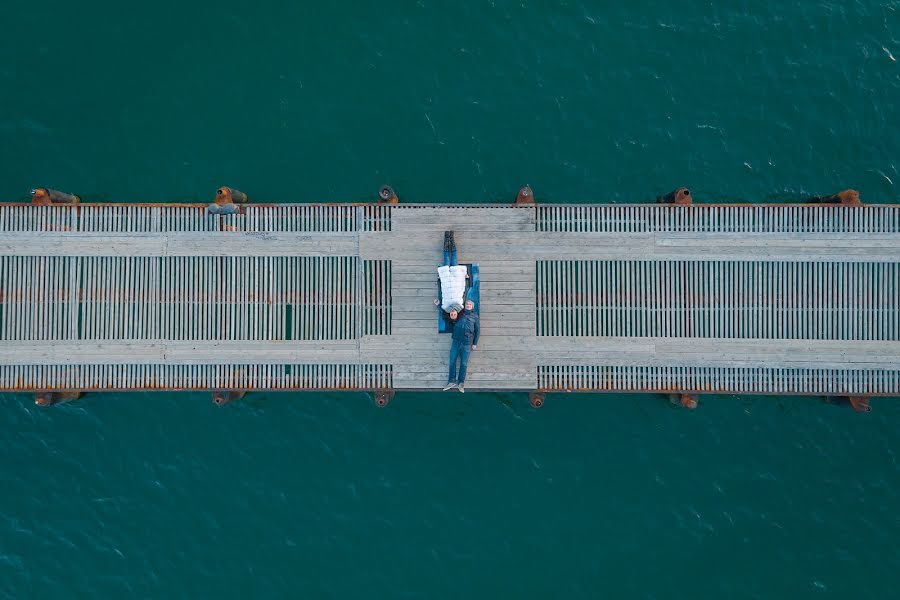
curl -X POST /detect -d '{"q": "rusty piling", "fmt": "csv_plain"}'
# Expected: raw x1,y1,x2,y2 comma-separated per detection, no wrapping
212,391,246,406
31,188,80,205
657,187,692,205
378,185,399,204
516,185,535,205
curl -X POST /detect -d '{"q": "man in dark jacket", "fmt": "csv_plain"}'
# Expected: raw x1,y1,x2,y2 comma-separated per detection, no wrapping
444,299,479,393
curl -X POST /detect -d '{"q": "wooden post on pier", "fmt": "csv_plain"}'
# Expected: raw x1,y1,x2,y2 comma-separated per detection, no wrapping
215,187,249,204
34,392,82,407
378,185,400,204
212,391,246,406
807,190,861,206
31,188,80,205
657,187,692,205
374,390,394,407
669,394,699,410
516,185,534,205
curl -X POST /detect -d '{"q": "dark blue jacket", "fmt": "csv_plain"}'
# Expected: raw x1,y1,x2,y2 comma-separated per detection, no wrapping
451,310,480,346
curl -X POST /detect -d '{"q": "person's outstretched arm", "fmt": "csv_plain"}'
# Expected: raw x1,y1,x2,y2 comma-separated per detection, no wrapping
472,315,480,349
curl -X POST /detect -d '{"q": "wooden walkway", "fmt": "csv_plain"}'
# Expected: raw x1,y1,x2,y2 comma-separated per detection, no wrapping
1,203,899,396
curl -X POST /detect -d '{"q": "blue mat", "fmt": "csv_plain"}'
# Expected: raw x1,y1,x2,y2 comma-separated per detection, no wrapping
437,264,480,333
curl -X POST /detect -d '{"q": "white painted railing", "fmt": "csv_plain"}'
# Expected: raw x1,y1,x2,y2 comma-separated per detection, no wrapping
536,260,900,340
0,204,393,233
537,365,900,395
536,205,900,233
0,363,393,391
0,256,392,341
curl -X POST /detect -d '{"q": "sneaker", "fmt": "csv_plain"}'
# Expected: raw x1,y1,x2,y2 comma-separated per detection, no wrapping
443,231,452,251
457,385,465,393
443,382,457,391
447,231,457,251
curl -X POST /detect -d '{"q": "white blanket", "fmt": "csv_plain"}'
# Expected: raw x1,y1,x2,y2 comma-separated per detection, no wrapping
437,265,467,311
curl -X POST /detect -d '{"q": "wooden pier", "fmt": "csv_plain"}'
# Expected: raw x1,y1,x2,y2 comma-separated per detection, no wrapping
1,202,899,402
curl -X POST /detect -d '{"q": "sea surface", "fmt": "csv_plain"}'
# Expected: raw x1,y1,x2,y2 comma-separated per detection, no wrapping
2,1,899,597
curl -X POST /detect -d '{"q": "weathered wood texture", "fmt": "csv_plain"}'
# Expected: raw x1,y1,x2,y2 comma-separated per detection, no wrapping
1,203,899,394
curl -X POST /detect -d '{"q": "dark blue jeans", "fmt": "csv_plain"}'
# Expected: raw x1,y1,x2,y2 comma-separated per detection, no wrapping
443,248,457,266
448,339,471,384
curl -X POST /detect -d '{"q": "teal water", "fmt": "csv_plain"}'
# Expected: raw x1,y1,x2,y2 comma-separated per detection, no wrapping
2,1,899,597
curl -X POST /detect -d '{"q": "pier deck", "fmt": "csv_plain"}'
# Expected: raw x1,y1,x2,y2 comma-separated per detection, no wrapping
1,203,899,396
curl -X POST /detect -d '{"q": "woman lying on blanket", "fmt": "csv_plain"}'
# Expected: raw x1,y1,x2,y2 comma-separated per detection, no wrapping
432,231,468,326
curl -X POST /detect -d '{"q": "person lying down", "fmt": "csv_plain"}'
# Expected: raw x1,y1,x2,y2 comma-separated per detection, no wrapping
433,230,468,325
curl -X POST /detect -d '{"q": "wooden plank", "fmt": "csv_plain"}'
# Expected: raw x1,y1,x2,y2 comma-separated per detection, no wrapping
392,310,444,320
480,322,536,331
390,222,535,232
392,279,439,290
392,261,535,275
362,232,900,263
0,340,361,365
392,288,446,298
0,342,167,364
477,274,537,284
0,232,359,257
471,280,534,289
